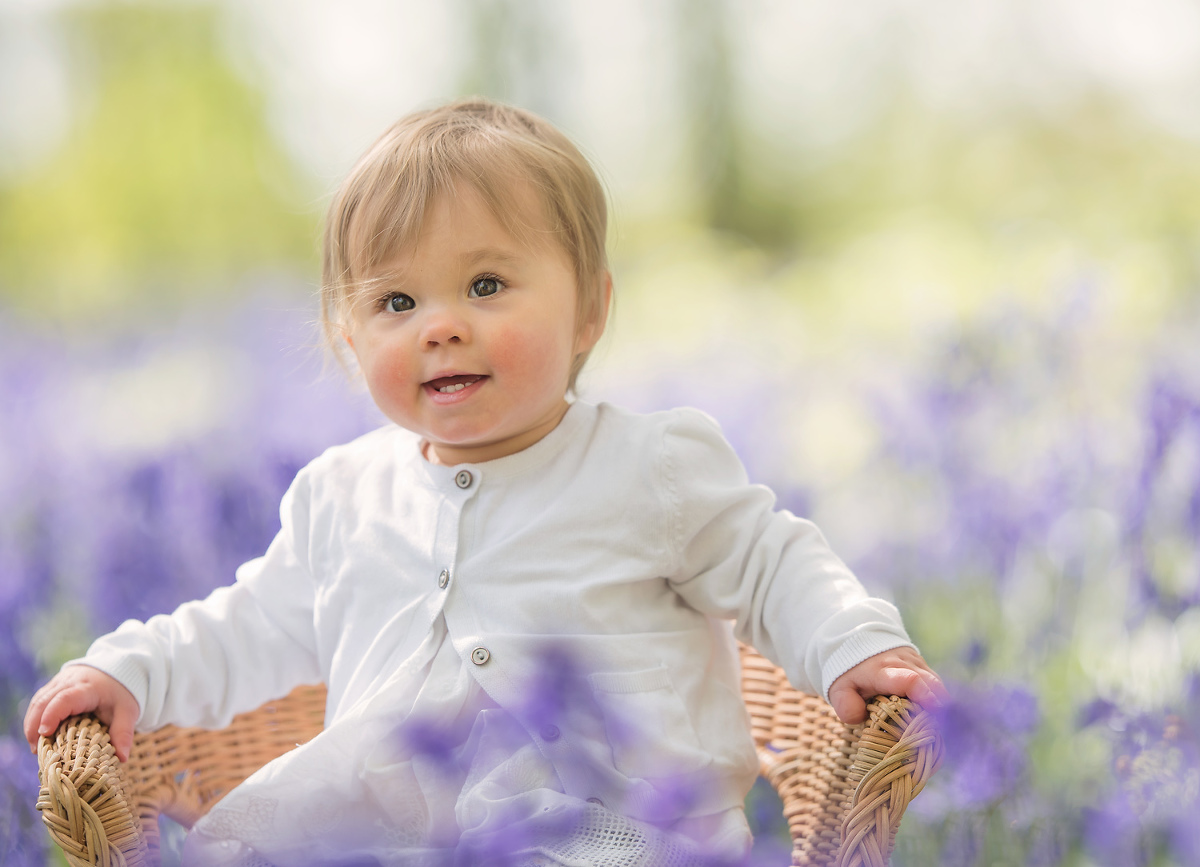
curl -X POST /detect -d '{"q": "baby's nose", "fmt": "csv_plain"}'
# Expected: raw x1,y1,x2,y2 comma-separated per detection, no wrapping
419,307,470,346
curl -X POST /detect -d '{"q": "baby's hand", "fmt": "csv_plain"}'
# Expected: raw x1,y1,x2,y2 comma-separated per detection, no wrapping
24,666,139,762
827,646,947,725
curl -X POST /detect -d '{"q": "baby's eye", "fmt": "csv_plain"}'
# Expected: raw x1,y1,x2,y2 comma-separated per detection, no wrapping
468,277,501,298
384,293,415,313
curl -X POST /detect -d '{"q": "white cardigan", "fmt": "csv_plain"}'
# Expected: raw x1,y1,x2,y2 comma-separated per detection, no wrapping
76,400,913,836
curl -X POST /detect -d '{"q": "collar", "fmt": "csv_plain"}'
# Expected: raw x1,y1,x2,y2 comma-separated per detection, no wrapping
412,400,594,489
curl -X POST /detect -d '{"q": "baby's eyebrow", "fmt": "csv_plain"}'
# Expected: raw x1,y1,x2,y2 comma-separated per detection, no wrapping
360,246,524,291
458,247,522,268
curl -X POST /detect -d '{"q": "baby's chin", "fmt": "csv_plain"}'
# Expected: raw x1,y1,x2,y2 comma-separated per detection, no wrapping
420,430,539,466
420,431,511,465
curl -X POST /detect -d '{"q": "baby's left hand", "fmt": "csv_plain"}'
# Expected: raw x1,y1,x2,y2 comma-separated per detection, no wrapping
827,646,947,725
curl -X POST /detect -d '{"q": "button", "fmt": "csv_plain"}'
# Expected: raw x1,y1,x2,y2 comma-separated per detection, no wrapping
455,470,473,489
540,724,561,742
586,797,604,806
438,569,450,589
470,646,491,665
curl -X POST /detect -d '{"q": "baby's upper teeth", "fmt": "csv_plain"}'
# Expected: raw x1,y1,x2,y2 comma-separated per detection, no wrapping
438,382,468,393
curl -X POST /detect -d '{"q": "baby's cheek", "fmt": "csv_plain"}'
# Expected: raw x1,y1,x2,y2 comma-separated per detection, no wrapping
364,348,417,403
492,324,573,379
364,353,403,386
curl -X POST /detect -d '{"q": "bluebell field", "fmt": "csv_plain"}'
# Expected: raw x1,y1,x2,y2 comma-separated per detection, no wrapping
2,286,1199,866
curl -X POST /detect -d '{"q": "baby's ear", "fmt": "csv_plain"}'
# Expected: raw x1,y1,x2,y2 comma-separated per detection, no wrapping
577,271,612,351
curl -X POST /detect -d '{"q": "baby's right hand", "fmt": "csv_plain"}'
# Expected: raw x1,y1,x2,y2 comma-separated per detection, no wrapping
24,666,139,762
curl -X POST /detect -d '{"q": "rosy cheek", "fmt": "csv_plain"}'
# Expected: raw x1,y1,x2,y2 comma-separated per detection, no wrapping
489,323,571,379
361,342,415,394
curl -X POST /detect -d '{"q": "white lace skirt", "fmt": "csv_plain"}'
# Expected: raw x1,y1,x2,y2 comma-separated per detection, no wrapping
179,615,743,867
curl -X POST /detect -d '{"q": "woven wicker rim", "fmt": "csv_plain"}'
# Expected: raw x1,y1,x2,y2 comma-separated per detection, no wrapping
36,652,941,867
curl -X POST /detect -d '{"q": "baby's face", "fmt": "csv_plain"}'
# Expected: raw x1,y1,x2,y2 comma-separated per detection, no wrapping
344,183,601,465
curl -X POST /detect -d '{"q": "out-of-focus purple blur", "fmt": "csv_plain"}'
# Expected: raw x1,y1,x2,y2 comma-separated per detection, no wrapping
4,2,1200,864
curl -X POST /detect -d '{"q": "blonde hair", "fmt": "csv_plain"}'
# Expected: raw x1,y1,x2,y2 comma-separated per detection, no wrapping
321,98,609,389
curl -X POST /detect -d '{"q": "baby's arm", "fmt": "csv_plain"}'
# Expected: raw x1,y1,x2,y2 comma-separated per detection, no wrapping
24,665,139,762
826,645,947,725
24,468,321,760
656,410,945,722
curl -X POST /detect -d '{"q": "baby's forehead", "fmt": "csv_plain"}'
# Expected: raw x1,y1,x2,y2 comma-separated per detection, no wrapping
364,244,531,288
356,180,561,275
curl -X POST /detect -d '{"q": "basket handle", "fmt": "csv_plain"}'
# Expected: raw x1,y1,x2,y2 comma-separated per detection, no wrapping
837,700,944,867
37,714,153,867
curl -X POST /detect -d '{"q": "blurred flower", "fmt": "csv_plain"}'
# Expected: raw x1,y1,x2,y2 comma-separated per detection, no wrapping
1077,678,1200,864
930,681,1039,807
1126,376,1200,623
1081,790,1146,867
516,644,590,733
0,733,48,867
4,290,1200,865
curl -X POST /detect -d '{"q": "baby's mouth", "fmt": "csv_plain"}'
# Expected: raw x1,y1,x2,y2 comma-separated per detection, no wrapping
426,374,486,394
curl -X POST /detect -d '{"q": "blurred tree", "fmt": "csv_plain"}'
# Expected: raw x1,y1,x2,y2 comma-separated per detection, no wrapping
778,96,1200,305
457,0,563,121
672,0,801,249
0,2,318,318
666,0,1200,287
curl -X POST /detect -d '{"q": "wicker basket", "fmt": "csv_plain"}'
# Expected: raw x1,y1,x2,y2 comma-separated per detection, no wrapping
37,648,940,866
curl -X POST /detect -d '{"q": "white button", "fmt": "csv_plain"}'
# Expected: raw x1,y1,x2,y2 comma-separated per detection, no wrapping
455,470,473,489
586,797,604,806
438,569,450,589
471,646,491,665
540,724,561,742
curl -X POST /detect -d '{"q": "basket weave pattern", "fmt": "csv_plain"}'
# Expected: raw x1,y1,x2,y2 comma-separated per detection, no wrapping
37,653,939,867
37,685,326,867
739,647,942,866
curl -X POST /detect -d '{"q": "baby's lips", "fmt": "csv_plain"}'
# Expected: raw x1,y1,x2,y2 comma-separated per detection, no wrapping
427,372,482,384
426,374,485,389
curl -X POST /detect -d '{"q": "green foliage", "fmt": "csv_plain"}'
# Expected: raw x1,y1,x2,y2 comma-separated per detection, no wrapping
732,96,1200,298
0,2,317,317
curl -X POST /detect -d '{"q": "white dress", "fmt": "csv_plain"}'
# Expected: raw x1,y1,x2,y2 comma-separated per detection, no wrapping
182,613,737,867
73,401,913,866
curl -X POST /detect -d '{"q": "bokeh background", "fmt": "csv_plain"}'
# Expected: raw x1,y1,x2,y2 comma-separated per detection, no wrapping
4,1,1200,864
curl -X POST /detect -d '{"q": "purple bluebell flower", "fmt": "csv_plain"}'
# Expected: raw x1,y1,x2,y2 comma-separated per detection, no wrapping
928,681,1039,807
0,732,49,867
1075,692,1200,865
5,286,1200,865
1081,789,1147,867
1077,697,1119,729
395,715,471,774
516,644,590,730
960,638,987,669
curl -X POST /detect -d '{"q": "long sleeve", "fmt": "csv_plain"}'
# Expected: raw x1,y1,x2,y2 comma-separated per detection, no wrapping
658,408,913,699
67,470,323,731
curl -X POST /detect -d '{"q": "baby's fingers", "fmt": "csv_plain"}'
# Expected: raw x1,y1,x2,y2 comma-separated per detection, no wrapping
23,686,52,751
24,667,139,760
877,666,946,709
829,667,943,725
828,683,869,726
107,701,138,763
36,685,98,739
24,674,72,750
828,647,949,725
913,668,949,708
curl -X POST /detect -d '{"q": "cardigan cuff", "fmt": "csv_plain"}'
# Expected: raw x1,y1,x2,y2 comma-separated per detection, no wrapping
62,655,149,724
819,631,917,704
